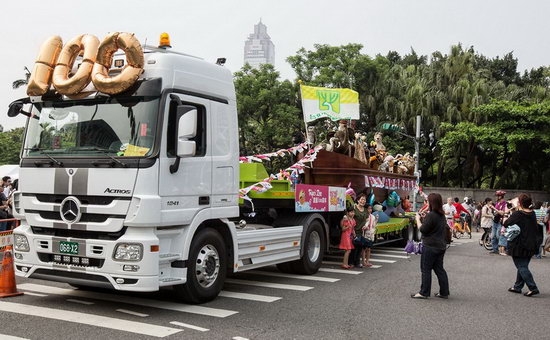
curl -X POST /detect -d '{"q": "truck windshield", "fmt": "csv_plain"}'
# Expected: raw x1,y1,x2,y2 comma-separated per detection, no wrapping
23,96,159,158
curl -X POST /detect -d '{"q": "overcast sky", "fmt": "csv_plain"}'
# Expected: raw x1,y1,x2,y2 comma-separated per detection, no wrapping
1,0,549,131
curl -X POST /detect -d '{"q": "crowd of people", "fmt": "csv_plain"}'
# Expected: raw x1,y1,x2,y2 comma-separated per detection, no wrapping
339,193,378,269
0,175,17,231
337,188,548,299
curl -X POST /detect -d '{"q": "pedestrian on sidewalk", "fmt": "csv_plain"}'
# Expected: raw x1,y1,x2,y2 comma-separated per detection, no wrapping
505,193,543,297
411,193,450,299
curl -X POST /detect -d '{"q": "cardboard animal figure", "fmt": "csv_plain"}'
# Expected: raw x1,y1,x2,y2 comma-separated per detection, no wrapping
380,155,396,172
368,132,388,170
400,152,416,175
373,132,386,153
326,120,354,156
306,125,316,144
396,160,409,174
353,132,368,164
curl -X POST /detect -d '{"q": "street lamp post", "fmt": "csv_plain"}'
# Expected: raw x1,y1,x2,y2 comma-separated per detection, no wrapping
414,115,421,212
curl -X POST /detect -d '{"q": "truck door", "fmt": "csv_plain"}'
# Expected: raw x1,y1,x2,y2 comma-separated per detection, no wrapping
158,93,211,226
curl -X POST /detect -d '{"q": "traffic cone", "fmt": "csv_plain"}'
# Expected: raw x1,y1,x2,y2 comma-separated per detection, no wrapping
0,246,24,298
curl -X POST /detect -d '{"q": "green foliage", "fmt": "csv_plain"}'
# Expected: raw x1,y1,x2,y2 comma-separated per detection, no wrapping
0,127,24,165
234,64,303,174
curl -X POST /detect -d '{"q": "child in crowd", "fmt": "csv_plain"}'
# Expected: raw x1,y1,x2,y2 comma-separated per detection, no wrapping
361,204,377,267
339,206,355,269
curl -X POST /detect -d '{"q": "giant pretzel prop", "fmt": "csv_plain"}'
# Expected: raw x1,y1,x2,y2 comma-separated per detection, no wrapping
27,32,144,96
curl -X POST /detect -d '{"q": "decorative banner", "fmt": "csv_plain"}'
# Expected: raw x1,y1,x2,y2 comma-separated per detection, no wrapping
300,84,359,123
365,176,417,191
295,184,346,212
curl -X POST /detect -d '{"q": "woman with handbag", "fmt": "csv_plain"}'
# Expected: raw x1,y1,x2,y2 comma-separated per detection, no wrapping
348,193,369,268
411,193,450,299
504,194,543,297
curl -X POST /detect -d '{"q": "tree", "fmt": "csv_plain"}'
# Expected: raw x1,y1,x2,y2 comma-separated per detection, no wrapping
0,128,25,165
234,64,303,174
438,100,550,190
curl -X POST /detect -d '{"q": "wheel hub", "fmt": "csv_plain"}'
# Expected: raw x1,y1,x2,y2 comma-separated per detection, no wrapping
195,244,220,288
307,230,321,262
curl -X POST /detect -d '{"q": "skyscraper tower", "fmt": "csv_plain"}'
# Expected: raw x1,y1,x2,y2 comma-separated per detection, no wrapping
244,20,275,68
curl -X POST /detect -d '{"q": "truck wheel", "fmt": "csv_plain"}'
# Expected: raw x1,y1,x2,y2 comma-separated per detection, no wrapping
174,228,226,304
290,220,325,275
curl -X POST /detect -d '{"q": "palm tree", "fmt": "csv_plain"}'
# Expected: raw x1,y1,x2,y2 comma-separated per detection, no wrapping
12,67,31,89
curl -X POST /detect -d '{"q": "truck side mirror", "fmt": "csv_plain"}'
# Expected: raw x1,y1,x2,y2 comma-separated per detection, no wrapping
176,106,197,157
7,98,32,118
169,105,198,174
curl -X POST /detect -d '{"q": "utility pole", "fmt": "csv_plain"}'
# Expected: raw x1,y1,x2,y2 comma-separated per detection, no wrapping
414,115,421,212
381,115,422,211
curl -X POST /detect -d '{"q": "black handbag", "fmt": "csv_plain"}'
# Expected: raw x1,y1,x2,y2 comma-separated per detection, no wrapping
353,235,368,248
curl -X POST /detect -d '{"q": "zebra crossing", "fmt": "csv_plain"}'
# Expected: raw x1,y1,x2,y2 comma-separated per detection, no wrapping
0,241,474,338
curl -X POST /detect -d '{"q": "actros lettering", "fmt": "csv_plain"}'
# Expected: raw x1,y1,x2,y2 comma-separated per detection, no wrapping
104,188,131,195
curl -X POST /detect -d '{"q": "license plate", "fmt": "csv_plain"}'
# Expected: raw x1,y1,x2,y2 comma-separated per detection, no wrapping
59,241,79,255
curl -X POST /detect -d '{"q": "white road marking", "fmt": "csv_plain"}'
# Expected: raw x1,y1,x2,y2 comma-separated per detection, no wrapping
218,291,281,302
116,309,149,317
368,258,396,263
225,279,313,291
0,301,181,338
67,298,94,305
370,253,409,259
18,283,237,318
372,249,410,254
318,268,363,275
170,321,209,332
21,291,47,297
232,337,250,340
0,335,29,340
248,270,340,282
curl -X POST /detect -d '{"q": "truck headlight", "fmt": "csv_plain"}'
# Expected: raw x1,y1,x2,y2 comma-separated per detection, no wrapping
113,243,143,261
14,234,30,252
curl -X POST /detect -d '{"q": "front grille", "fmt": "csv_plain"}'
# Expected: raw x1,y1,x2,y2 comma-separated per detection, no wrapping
33,194,128,205
32,226,127,240
38,253,104,268
38,211,117,223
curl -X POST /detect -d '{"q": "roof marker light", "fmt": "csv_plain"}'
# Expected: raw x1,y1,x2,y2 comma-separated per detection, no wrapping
158,32,171,49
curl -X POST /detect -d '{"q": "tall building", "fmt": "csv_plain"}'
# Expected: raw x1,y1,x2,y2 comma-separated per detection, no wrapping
244,20,275,68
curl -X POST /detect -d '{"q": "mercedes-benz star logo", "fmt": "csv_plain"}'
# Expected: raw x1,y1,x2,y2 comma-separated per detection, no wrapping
60,196,82,224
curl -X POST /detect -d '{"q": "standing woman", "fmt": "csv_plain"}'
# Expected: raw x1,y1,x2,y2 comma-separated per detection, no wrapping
505,194,543,297
349,193,368,268
480,197,495,246
411,193,450,299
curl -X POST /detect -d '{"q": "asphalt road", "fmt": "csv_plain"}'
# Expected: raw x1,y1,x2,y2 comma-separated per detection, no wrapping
0,231,547,340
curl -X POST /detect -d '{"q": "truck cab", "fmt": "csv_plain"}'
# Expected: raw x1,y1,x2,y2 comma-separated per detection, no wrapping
9,37,254,303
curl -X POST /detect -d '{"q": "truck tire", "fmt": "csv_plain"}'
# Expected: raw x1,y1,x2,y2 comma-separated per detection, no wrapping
289,220,325,275
173,228,226,304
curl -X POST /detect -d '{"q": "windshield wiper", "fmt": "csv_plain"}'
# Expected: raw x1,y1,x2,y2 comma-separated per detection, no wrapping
78,147,127,167
38,150,64,167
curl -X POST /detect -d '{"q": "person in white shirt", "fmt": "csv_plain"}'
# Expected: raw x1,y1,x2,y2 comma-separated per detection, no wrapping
443,197,457,230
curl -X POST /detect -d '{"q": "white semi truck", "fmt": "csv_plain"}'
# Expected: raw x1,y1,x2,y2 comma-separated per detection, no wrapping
8,32,417,303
